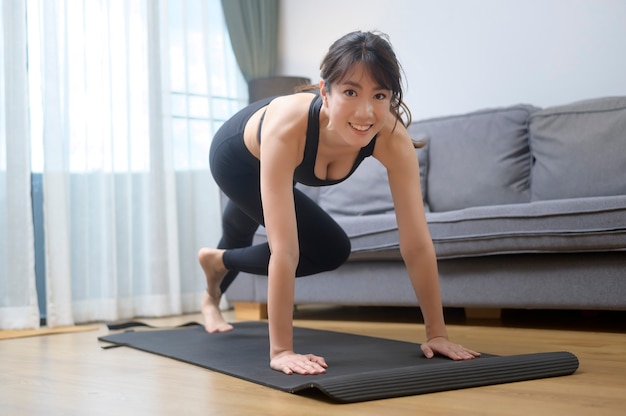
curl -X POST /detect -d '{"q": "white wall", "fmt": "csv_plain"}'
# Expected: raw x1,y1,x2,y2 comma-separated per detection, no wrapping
278,0,626,119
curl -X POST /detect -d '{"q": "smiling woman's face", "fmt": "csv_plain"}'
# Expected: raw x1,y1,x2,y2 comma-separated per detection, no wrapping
321,63,391,148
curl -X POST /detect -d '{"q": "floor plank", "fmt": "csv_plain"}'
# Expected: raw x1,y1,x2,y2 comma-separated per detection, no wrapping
0,324,99,340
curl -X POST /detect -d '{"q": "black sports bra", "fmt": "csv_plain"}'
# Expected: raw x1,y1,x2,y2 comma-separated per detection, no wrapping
257,94,377,186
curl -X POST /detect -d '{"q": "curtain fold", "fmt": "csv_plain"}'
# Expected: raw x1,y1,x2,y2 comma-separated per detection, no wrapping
221,0,279,82
34,0,183,326
146,0,183,316
23,0,242,326
0,0,242,328
0,0,40,329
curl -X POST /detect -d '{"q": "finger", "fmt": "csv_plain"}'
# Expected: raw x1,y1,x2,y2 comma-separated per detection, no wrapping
292,356,327,374
273,354,328,375
452,345,481,359
420,344,434,359
449,347,480,361
303,361,326,374
291,362,326,375
450,346,468,361
466,348,481,357
306,354,328,368
461,349,481,359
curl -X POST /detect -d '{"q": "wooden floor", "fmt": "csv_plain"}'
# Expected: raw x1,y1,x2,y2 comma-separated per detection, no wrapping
1,306,625,415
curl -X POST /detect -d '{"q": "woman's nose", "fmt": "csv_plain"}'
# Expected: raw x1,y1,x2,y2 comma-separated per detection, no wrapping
356,98,374,117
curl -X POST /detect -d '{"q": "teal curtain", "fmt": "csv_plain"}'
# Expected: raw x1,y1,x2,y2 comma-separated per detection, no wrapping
221,0,278,82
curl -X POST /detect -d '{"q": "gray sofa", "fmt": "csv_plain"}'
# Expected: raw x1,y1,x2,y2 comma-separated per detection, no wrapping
225,96,626,318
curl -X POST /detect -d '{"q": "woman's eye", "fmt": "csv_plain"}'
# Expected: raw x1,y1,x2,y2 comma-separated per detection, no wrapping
344,89,357,97
375,93,387,100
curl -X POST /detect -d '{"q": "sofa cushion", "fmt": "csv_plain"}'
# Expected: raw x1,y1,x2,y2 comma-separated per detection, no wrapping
529,96,626,201
424,195,626,259
295,182,321,203
318,144,428,216
339,195,626,260
318,157,393,216
411,105,537,212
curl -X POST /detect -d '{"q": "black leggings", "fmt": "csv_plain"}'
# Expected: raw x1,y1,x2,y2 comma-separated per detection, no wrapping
209,103,351,293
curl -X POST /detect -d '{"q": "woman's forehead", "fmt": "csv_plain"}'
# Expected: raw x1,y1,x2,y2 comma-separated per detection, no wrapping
335,63,389,90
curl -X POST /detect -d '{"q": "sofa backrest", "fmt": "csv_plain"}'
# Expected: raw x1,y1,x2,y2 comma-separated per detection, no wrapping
309,104,538,215
311,147,428,216
409,104,538,212
301,96,626,217
529,96,626,201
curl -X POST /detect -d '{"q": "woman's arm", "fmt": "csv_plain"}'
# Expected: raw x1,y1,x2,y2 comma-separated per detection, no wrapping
376,128,448,340
374,124,480,360
258,95,328,374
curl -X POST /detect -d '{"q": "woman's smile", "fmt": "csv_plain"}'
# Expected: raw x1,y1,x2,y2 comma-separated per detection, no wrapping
349,122,373,132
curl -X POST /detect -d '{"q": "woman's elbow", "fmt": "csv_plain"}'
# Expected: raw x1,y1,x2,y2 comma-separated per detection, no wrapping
269,247,300,272
399,236,435,262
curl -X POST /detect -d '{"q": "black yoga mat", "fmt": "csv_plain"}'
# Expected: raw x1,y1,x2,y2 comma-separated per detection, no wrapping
99,321,579,403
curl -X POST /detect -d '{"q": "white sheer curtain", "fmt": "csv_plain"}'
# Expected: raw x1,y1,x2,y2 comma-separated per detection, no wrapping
0,0,40,330
25,0,245,326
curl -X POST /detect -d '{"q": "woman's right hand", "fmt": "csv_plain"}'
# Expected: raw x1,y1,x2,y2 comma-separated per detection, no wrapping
270,351,328,375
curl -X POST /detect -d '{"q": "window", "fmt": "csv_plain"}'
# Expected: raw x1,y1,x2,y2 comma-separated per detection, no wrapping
27,0,247,173
168,0,247,170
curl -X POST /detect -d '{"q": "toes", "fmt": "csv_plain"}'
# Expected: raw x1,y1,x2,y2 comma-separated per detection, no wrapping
204,322,233,334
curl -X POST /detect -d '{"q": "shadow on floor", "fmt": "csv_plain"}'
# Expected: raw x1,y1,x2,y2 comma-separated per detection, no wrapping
291,305,626,334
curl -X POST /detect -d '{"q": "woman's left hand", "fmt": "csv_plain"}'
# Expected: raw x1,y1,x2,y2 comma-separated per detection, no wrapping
421,336,481,360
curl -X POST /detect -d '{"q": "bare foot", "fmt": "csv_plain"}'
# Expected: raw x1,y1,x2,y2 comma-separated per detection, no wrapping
198,248,234,333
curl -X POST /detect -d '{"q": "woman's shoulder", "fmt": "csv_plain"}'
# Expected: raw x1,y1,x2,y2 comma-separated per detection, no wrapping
254,92,316,152
262,92,318,134
376,114,411,146
372,116,414,165
267,92,317,114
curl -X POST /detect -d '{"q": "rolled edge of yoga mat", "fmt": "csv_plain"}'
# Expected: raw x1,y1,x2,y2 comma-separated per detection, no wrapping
296,351,579,403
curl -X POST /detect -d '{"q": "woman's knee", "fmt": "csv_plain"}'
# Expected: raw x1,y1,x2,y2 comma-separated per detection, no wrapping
316,231,351,272
295,231,350,276
331,234,351,269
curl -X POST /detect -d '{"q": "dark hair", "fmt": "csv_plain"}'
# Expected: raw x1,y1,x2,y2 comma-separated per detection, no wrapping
297,31,423,147
321,31,412,130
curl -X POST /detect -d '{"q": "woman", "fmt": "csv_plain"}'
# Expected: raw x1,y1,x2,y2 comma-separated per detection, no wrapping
199,31,480,375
